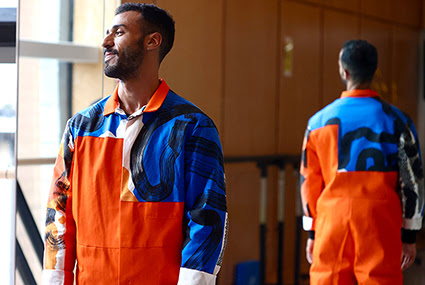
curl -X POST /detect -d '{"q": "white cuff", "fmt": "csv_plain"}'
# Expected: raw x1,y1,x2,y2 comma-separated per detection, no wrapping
302,215,313,231
42,269,64,285
402,217,423,230
177,267,216,285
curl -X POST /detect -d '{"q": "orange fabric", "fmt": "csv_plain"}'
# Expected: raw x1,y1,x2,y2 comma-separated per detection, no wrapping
73,136,122,247
118,202,183,284
103,79,170,115
340,89,379,98
118,247,181,284
75,245,119,284
300,124,339,230
310,172,402,285
119,201,184,248
104,85,120,115
73,202,183,284
71,136,184,284
63,191,76,285
313,125,339,185
144,79,170,112
63,272,75,285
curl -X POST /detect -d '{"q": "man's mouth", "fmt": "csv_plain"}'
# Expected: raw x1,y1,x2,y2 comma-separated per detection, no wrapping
104,50,118,62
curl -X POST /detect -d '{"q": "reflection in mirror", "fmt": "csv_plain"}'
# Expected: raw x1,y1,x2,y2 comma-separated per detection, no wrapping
0,1,17,285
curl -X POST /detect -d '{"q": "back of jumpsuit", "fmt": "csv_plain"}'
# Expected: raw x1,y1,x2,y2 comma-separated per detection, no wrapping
300,89,424,285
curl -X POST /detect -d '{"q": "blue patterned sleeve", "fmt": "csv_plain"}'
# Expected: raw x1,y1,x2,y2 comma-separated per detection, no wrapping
178,116,228,284
398,118,424,243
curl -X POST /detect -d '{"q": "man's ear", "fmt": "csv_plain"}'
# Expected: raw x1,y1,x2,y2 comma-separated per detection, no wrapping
342,68,350,81
145,32,162,51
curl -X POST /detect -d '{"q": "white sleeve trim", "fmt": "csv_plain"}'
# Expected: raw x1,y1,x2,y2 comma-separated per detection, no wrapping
177,267,216,285
42,269,64,285
302,215,313,231
402,217,423,230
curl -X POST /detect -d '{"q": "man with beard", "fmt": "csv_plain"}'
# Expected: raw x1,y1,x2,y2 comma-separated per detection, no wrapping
43,3,228,285
299,40,424,284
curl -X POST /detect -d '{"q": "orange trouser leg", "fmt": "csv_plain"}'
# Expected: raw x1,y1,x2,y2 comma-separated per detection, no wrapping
351,198,403,285
310,193,403,285
310,198,356,285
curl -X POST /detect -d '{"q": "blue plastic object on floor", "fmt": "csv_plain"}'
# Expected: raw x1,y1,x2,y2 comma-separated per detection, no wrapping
234,260,260,285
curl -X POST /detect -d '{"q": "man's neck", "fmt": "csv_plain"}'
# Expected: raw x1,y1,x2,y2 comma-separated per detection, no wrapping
117,71,160,115
346,81,372,91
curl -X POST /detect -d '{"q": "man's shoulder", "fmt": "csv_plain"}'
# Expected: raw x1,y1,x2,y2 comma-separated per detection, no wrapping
163,90,197,108
372,97,414,127
148,90,217,132
71,97,108,119
161,90,212,120
67,97,109,132
307,98,344,130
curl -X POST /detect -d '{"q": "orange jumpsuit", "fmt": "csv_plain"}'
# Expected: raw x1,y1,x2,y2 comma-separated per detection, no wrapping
300,89,424,284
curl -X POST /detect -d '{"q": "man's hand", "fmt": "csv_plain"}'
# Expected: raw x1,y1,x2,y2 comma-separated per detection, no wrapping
401,242,416,270
306,238,314,264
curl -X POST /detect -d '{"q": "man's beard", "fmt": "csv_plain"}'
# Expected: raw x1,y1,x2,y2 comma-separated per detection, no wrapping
104,43,145,81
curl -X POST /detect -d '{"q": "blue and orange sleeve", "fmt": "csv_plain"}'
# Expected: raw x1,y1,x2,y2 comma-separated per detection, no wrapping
43,122,77,285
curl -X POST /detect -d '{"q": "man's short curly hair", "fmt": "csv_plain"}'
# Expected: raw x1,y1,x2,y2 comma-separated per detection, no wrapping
340,40,378,84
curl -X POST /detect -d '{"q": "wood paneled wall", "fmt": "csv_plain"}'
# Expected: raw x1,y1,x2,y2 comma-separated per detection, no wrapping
74,0,424,284
72,0,120,112
157,0,225,131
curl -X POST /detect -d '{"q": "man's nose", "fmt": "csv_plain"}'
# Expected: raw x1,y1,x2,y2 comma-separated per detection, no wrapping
102,33,113,49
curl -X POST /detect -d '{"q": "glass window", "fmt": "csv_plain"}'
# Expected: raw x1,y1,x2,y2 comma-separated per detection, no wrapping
0,62,17,285
0,1,18,284
16,0,113,283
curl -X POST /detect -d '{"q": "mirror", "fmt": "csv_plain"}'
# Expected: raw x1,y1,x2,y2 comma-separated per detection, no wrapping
0,0,18,284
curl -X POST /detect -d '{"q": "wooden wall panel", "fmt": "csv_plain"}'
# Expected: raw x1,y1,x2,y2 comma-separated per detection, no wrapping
391,0,421,27
322,0,360,12
157,0,224,131
223,0,278,156
73,0,113,113
360,18,393,102
392,27,419,122
361,0,421,26
299,0,322,5
278,1,321,154
322,10,360,105
278,3,321,279
360,0,392,21
217,163,263,284
423,0,425,28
